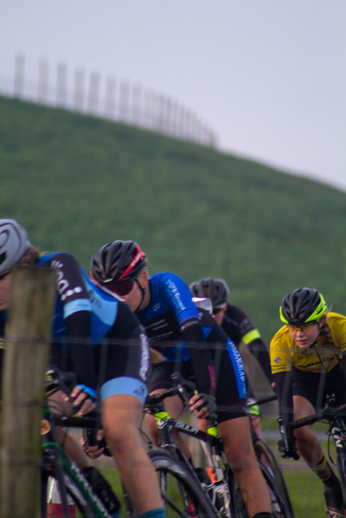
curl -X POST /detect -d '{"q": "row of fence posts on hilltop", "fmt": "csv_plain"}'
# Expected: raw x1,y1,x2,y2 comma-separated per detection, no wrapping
7,54,218,147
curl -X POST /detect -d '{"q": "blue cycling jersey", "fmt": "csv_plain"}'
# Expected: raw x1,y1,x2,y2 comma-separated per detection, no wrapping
136,272,200,362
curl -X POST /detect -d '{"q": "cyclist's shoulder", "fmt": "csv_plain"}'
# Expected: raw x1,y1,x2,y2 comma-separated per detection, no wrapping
327,312,346,325
224,304,252,324
271,326,291,347
38,251,81,271
150,271,185,286
151,272,191,300
327,312,346,339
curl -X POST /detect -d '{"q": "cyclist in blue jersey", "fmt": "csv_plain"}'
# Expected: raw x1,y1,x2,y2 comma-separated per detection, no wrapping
91,240,274,518
0,220,165,518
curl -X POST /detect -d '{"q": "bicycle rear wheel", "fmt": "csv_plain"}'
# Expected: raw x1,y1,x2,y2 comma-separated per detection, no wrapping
254,438,293,516
148,449,219,518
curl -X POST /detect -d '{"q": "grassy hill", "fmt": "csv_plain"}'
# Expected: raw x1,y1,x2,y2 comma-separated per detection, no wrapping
0,95,345,342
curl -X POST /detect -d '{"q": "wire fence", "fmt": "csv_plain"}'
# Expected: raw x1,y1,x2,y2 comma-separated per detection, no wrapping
0,54,218,148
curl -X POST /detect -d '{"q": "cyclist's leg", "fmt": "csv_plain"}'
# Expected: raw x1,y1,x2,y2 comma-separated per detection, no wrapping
146,360,193,459
102,393,163,515
215,345,272,516
246,378,262,438
293,395,323,464
96,334,164,517
219,416,272,516
292,367,344,516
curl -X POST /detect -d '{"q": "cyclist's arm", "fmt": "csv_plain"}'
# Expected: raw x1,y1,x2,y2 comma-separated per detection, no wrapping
270,331,293,426
162,273,214,394
181,320,214,394
272,371,293,426
42,252,96,390
223,305,273,385
245,336,273,385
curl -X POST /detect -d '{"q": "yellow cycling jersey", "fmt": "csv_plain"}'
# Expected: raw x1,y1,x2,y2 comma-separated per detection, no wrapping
270,312,346,375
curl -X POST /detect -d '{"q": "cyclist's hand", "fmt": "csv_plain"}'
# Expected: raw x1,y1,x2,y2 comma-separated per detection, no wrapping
81,429,105,459
69,385,96,416
277,435,300,460
189,393,217,419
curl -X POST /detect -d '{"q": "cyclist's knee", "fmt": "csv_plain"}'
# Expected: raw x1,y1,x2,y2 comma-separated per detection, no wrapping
104,421,140,457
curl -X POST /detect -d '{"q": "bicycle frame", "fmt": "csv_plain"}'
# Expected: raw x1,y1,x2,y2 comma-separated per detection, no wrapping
146,402,236,517
40,408,113,518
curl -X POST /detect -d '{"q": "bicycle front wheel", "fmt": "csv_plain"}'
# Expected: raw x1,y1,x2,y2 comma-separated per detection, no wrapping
231,460,293,518
254,438,293,516
148,449,219,518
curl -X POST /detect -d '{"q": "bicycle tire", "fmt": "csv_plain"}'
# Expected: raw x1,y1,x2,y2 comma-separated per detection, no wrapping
148,449,219,518
254,438,294,516
337,452,346,509
231,460,293,518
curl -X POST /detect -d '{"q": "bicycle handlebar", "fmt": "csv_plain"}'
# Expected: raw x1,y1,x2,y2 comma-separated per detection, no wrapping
247,395,277,407
288,403,346,430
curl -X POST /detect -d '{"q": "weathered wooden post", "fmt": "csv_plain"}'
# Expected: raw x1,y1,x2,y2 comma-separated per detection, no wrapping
0,266,56,518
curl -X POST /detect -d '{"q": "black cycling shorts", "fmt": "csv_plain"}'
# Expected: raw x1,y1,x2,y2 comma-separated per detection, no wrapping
292,365,346,410
149,348,246,424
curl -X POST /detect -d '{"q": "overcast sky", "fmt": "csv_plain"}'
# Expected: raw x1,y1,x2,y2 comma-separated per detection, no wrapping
1,0,345,191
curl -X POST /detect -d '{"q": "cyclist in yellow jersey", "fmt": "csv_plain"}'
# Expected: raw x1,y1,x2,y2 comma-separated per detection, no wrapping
270,287,346,518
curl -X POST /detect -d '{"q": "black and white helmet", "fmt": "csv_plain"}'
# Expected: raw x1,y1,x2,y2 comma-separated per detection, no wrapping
0,219,30,274
190,277,229,309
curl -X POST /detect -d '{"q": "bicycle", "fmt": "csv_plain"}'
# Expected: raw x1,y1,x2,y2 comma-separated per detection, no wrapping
142,373,293,518
281,394,346,511
40,368,126,518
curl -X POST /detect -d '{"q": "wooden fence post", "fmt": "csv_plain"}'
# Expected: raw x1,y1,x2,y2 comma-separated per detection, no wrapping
0,266,56,518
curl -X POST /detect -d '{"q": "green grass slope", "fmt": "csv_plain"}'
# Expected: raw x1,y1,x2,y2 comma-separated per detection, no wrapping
0,96,345,341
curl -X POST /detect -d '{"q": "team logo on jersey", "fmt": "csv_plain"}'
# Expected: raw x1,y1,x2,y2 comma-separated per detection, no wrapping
51,259,83,301
274,356,281,363
153,303,161,312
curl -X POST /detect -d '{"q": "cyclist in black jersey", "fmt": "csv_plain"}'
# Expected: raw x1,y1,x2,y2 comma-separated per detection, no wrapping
190,277,274,436
91,240,275,518
0,220,165,518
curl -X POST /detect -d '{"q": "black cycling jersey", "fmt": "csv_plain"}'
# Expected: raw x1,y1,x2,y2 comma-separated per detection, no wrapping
222,304,273,385
150,307,247,423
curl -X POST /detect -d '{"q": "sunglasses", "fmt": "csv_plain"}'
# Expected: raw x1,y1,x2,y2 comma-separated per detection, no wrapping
103,279,134,296
286,321,317,333
213,304,226,315
0,271,11,282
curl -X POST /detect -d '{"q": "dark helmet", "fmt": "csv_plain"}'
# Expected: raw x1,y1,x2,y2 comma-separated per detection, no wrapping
91,240,147,285
189,277,229,309
0,219,30,274
280,287,327,324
